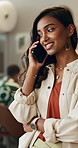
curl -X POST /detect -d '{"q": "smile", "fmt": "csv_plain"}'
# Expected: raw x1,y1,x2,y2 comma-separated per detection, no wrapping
45,43,54,50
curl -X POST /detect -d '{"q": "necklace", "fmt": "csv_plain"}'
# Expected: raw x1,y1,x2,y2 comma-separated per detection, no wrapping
56,75,60,80
55,65,66,80
55,67,65,80
56,66,66,70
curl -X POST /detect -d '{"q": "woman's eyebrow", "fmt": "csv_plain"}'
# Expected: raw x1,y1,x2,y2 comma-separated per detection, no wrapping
44,23,55,29
37,23,55,32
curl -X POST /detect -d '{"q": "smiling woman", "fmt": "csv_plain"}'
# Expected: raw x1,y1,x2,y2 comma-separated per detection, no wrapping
9,6,78,148
37,16,69,55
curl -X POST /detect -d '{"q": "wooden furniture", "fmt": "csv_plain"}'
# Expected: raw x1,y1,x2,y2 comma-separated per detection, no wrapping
0,104,24,137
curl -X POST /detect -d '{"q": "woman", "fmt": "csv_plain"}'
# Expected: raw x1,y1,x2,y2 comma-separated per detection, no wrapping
9,6,78,148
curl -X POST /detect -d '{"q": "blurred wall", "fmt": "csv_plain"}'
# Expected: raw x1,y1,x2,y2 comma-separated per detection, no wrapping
0,0,78,75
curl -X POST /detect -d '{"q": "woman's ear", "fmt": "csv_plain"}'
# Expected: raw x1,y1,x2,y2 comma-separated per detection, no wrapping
67,24,75,37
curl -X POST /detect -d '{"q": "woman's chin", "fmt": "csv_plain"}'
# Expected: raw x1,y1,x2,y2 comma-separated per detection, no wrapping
47,50,55,55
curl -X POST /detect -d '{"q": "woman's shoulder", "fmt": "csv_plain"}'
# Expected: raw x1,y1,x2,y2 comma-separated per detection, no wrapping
67,59,78,73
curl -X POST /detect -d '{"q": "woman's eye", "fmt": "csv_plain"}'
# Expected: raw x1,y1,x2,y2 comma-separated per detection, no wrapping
47,28,55,32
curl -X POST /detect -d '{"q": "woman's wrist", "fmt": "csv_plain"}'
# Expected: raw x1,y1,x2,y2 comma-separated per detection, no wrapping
26,73,37,79
28,64,41,74
36,118,45,132
30,117,41,131
26,66,39,78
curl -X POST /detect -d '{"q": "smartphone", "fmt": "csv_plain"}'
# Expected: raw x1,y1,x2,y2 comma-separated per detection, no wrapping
31,43,47,63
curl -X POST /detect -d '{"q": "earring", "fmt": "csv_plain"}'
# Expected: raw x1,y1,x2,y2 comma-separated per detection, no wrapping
65,42,70,51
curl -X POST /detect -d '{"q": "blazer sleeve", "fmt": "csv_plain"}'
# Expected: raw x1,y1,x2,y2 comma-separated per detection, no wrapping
43,98,78,143
9,88,39,124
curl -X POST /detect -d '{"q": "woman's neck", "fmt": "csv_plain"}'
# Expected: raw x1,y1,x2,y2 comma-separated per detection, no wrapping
55,48,78,68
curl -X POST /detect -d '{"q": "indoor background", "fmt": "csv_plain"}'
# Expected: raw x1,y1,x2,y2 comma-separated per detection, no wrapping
0,0,78,77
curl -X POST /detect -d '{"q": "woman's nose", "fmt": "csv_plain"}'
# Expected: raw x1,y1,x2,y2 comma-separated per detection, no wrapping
42,33,49,42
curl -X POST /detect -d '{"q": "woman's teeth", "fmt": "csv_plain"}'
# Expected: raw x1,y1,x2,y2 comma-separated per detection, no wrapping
46,43,53,50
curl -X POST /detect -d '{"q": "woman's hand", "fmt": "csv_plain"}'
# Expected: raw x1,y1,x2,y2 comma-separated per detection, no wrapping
23,123,33,132
23,118,45,133
37,118,45,132
22,41,48,96
28,41,48,72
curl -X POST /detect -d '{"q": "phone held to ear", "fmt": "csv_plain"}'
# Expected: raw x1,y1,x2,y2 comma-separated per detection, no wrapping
31,43,47,63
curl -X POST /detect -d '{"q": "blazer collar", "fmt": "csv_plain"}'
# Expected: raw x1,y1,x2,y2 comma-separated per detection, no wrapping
66,59,78,73
47,59,78,73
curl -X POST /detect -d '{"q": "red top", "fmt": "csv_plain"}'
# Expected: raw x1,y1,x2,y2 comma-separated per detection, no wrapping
38,82,62,141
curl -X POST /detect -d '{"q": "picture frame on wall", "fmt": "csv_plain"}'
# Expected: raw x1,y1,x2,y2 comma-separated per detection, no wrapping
15,33,30,53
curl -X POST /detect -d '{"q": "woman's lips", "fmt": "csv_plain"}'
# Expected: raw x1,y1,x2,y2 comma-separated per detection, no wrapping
45,43,54,50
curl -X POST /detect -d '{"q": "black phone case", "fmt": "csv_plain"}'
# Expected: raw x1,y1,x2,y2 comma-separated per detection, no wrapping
32,43,47,63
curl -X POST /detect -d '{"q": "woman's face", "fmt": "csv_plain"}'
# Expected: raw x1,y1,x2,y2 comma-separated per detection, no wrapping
37,16,69,55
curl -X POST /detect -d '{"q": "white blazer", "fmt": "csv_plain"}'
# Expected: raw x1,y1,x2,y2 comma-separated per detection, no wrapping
9,59,78,148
